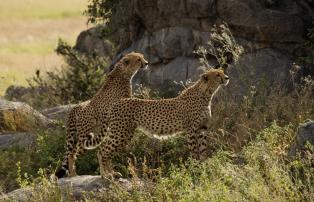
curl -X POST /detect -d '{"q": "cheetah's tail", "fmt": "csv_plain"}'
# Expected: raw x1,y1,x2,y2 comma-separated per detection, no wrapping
83,132,104,150
55,162,69,179
55,108,77,178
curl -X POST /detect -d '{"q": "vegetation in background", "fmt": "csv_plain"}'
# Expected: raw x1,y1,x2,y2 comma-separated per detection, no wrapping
0,0,87,95
24,40,109,108
85,0,120,24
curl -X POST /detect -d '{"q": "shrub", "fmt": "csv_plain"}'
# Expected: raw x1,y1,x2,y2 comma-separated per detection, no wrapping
26,39,110,108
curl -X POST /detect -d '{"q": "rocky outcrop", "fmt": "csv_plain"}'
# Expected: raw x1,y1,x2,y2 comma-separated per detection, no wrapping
75,0,313,95
0,99,55,133
289,121,314,157
0,176,135,201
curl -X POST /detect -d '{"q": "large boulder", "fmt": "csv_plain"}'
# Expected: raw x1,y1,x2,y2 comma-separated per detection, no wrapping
75,0,313,95
228,48,292,95
0,99,55,133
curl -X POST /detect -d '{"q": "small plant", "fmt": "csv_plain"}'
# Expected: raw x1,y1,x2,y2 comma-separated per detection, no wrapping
194,22,244,68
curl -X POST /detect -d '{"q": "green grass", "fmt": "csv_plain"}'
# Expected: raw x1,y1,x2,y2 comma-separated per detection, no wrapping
0,0,87,95
0,41,57,55
0,0,87,20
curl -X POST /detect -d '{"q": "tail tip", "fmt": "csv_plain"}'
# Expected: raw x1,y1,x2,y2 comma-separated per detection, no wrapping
55,166,68,179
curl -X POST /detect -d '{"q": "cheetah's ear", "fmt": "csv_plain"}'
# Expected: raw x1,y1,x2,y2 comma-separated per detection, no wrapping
201,74,209,82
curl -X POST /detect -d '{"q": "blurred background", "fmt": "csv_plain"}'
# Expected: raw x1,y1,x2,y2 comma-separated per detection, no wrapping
0,0,88,94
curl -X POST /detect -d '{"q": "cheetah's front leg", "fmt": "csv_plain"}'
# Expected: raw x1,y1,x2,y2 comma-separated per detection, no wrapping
98,127,134,179
186,129,200,160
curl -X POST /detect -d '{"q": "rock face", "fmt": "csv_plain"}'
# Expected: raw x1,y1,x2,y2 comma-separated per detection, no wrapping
75,0,313,95
0,99,55,133
289,121,314,157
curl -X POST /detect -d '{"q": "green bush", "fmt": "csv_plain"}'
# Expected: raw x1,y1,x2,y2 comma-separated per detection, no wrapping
27,39,109,108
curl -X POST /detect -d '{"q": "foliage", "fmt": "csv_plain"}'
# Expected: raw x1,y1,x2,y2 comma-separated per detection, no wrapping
27,39,109,108
84,0,121,24
84,0,139,51
194,22,244,68
14,124,312,201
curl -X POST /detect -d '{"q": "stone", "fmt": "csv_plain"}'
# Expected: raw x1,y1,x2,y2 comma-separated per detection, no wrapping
289,121,314,157
0,176,137,201
0,99,55,133
228,48,291,95
0,132,36,150
0,187,33,202
41,104,75,122
186,0,216,18
57,175,107,199
74,25,114,58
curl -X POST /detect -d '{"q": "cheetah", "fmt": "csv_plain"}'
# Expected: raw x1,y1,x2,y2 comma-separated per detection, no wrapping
84,68,229,178
55,52,149,178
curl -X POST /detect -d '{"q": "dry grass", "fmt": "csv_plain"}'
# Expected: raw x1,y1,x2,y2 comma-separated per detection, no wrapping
0,0,89,95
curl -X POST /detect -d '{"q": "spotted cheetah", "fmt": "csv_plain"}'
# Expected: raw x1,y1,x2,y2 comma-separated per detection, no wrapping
55,52,149,178
84,68,229,178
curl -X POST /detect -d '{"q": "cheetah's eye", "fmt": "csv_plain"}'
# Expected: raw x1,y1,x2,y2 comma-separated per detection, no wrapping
138,58,141,62
124,59,129,65
216,73,220,77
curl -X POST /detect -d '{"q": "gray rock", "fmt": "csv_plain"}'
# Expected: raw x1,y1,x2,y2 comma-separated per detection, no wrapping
134,57,210,90
0,132,36,150
217,0,304,43
57,175,108,199
74,25,114,58
289,121,314,157
0,187,33,202
0,176,136,201
124,27,209,62
228,48,291,95
186,0,216,18
41,104,75,122
0,99,55,133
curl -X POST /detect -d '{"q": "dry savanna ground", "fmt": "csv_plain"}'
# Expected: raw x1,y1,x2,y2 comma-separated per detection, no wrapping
0,0,89,95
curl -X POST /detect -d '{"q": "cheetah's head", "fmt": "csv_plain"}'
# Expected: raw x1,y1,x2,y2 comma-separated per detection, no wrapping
199,68,229,94
109,51,149,74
